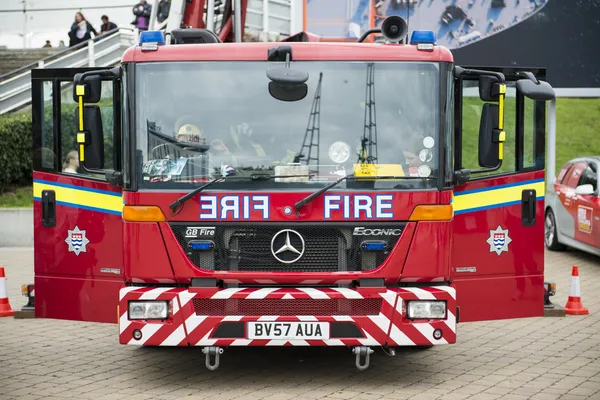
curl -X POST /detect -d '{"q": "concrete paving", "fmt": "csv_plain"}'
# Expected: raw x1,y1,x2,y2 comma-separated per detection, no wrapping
0,247,599,400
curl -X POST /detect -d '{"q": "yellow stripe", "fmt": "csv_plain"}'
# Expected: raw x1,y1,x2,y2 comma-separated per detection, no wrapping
33,182,123,214
454,181,545,213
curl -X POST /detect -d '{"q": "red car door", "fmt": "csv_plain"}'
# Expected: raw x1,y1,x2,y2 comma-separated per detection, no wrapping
572,162,600,249
557,162,588,240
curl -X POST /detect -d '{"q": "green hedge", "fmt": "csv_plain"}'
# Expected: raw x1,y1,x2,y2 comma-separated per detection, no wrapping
0,113,32,193
0,102,114,194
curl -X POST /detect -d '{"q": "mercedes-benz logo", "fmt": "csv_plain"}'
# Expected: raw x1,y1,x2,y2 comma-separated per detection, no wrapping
270,229,305,264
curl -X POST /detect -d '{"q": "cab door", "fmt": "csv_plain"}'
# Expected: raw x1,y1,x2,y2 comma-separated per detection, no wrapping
31,67,123,323
452,67,550,322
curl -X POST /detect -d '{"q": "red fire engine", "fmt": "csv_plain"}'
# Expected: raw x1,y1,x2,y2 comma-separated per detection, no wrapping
30,4,555,370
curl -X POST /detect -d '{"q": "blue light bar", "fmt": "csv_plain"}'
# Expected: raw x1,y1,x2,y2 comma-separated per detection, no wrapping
189,240,214,251
139,30,166,46
410,30,436,45
361,241,388,252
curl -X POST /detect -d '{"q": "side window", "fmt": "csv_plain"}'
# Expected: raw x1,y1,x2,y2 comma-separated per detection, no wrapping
460,80,517,175
59,80,115,177
555,164,572,185
578,163,598,192
523,97,536,168
563,162,587,188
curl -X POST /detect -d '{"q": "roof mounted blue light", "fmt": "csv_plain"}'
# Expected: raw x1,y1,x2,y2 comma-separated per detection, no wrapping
410,30,436,45
139,30,166,46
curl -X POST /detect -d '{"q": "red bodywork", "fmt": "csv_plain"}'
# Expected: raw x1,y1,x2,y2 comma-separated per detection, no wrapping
33,36,546,350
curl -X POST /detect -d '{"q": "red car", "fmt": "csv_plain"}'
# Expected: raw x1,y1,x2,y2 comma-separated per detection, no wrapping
545,157,600,256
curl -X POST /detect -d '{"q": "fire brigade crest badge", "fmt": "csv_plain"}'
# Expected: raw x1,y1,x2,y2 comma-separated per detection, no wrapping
65,226,90,256
486,225,512,256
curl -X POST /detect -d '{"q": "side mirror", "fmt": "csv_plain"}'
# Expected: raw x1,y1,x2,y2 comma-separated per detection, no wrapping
478,75,502,102
516,79,555,101
76,105,104,170
268,82,308,102
575,184,595,196
73,73,102,103
478,103,502,168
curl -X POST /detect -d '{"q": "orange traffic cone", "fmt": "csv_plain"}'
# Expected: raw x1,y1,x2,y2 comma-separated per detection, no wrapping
0,266,14,317
565,265,589,315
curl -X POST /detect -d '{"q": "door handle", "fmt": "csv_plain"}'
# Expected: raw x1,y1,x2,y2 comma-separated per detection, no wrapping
521,189,536,226
41,190,56,227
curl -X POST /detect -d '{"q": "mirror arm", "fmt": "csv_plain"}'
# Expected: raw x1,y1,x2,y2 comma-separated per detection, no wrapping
455,67,506,84
105,170,123,187
470,161,503,175
516,71,539,85
453,169,471,185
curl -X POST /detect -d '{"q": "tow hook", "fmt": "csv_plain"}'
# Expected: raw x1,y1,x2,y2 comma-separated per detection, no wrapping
202,346,224,371
352,346,374,371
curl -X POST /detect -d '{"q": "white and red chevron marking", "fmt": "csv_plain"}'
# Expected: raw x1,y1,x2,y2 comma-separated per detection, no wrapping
119,285,457,348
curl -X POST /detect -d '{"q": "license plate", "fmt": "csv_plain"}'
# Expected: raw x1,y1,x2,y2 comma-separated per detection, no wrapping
247,322,329,340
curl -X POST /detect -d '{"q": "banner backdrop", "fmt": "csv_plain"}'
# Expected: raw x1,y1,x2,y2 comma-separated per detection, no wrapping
304,0,600,88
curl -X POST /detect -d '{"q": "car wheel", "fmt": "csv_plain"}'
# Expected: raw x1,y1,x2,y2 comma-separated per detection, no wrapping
545,209,565,251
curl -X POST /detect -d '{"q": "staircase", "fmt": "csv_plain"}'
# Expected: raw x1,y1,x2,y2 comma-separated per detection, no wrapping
0,29,135,115
0,0,299,115
0,49,59,76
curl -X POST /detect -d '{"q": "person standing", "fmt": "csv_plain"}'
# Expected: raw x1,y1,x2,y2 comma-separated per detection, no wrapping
68,12,97,47
42,40,52,48
100,15,118,35
132,0,152,31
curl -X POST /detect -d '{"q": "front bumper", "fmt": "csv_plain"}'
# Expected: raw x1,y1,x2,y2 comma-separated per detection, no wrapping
119,286,456,347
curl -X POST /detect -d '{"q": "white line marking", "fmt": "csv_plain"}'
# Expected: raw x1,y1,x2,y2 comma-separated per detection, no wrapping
297,287,330,299
138,287,172,300
211,288,246,299
161,325,186,346
245,287,279,299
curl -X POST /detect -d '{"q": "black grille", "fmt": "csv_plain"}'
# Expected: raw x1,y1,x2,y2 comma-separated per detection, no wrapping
192,298,383,316
170,223,404,273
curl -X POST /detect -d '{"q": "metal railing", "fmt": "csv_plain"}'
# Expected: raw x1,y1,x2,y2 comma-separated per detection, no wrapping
0,27,136,115
0,0,298,114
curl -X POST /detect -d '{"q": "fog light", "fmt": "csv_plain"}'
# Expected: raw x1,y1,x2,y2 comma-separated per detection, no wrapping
133,329,142,340
433,329,443,340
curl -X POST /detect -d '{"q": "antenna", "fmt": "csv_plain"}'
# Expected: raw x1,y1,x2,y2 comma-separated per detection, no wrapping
297,72,323,175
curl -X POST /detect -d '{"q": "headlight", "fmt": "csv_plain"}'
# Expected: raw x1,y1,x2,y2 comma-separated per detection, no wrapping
128,301,169,320
407,301,446,319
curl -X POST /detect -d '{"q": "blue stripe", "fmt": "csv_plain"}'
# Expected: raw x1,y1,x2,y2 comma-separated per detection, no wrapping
454,178,545,196
33,197,122,215
454,195,544,215
33,179,122,197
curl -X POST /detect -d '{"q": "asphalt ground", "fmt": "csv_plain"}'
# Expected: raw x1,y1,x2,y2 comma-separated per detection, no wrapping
0,247,599,400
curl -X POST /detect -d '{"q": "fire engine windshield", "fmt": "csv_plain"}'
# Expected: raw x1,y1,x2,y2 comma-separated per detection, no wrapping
134,61,441,190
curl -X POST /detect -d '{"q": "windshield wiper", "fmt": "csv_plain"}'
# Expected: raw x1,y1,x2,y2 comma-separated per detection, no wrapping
294,174,354,213
168,174,313,216
294,174,434,213
169,176,227,215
